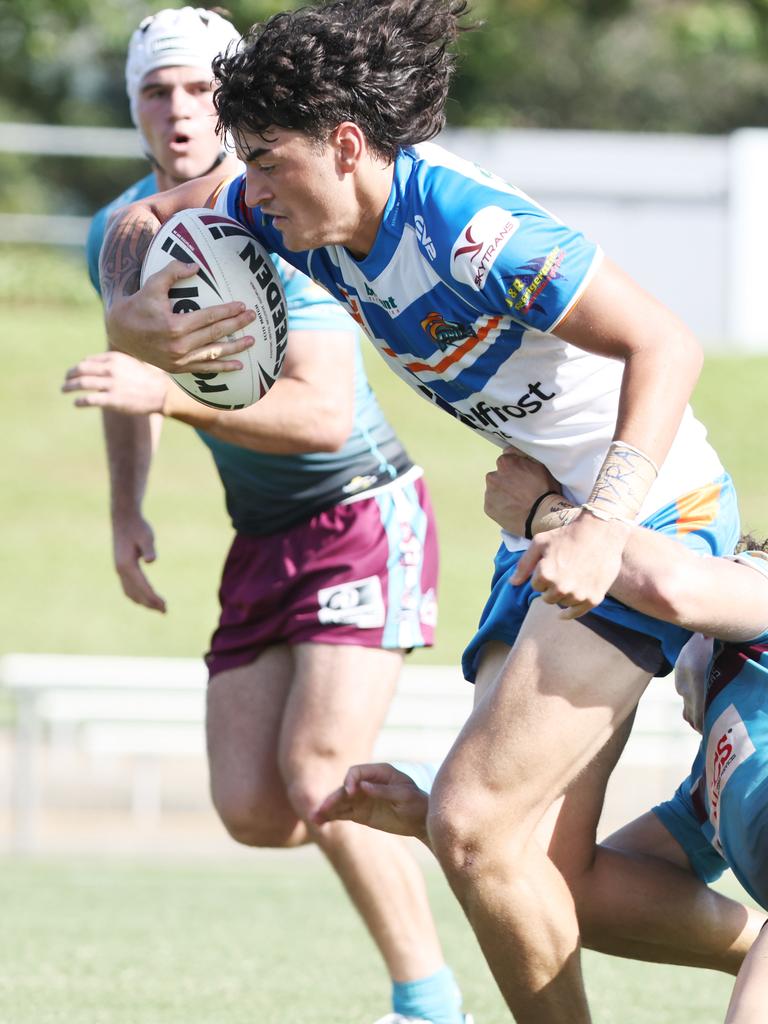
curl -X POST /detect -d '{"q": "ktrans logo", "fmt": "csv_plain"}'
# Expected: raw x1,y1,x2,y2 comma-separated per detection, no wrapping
420,312,476,350
451,206,520,291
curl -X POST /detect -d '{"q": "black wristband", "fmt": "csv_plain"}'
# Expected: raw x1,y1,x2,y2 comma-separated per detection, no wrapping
524,491,558,540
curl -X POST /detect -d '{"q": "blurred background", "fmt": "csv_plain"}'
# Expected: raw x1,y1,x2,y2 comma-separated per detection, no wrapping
1,3,767,1020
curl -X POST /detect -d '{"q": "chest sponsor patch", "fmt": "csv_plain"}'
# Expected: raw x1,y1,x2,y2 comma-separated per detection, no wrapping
451,206,520,291
317,576,385,629
705,702,756,846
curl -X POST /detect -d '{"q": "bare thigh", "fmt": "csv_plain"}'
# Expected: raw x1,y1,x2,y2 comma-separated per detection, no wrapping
431,599,652,846
279,643,404,819
207,644,303,847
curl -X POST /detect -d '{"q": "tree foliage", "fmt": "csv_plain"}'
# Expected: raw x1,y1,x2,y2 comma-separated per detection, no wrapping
1,0,767,216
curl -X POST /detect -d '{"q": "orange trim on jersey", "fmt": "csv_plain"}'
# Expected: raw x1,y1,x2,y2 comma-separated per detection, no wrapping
675,481,723,536
205,175,239,209
398,316,503,374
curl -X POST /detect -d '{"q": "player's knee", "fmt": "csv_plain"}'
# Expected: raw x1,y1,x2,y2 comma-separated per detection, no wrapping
211,787,301,848
282,764,336,826
427,788,525,886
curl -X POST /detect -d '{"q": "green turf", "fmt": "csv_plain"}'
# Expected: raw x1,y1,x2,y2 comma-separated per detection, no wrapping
2,301,767,662
0,854,740,1024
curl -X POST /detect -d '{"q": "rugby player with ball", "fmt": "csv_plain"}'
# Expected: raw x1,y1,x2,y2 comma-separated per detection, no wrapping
96,3,764,1021
63,9,471,1024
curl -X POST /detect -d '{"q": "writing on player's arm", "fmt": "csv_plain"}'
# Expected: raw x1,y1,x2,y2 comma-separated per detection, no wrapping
100,174,257,375
62,330,356,455
486,450,768,644
513,258,704,618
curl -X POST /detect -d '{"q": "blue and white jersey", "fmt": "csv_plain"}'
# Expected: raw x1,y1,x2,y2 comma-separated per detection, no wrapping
215,142,723,547
87,175,413,536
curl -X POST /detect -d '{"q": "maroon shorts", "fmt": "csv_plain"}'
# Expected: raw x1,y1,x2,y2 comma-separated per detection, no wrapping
205,471,438,676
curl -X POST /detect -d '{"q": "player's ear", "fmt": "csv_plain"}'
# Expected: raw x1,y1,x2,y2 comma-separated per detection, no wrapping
332,122,365,174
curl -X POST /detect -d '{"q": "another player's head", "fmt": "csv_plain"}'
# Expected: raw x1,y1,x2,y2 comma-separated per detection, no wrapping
126,6,241,188
211,0,472,252
737,534,768,554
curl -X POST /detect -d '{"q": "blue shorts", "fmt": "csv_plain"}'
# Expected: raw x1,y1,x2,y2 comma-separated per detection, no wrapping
462,474,739,682
653,634,768,908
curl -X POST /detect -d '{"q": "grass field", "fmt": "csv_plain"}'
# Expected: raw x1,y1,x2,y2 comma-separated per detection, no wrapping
1,248,767,1023
0,854,742,1024
2,269,767,664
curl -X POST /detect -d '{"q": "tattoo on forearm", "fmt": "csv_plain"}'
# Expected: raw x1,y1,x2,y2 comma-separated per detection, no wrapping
100,213,157,308
533,496,579,535
585,441,658,522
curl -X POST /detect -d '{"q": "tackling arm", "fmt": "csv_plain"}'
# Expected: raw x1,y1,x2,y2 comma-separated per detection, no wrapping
485,450,768,643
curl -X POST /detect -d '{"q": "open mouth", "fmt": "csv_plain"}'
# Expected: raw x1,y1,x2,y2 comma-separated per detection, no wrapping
169,133,191,149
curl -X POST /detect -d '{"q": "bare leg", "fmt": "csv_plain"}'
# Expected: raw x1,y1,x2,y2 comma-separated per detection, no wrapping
207,643,447,983
542,719,764,972
428,603,654,1024
280,643,446,981
725,923,768,1022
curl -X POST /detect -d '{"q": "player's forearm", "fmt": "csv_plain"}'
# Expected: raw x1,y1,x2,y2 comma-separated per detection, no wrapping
102,408,158,521
163,377,353,454
99,203,160,310
530,495,768,642
610,329,702,470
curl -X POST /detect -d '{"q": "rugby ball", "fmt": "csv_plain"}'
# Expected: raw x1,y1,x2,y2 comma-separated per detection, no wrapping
140,208,288,409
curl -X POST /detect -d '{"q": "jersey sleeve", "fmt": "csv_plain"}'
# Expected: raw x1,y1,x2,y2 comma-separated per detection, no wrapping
422,162,601,333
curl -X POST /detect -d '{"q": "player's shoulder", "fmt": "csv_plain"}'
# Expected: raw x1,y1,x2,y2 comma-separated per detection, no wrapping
88,173,158,251
403,142,532,241
86,172,158,293
93,173,158,227
400,143,598,314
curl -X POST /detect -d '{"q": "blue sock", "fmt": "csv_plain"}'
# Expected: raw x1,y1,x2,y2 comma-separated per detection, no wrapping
392,965,463,1024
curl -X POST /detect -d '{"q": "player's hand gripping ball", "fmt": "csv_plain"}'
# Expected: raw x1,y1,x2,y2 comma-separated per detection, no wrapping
141,209,288,409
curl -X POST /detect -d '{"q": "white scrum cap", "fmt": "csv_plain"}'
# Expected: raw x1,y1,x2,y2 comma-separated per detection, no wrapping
125,7,241,127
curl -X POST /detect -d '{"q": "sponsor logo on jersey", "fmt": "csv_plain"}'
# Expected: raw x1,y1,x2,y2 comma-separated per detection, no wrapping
362,281,399,314
450,206,520,291
317,576,385,628
413,215,437,260
505,245,566,316
415,380,556,440
420,312,477,350
705,702,756,844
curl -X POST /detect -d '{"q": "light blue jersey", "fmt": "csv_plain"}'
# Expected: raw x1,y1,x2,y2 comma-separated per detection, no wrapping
654,551,768,908
87,175,413,535
214,142,724,537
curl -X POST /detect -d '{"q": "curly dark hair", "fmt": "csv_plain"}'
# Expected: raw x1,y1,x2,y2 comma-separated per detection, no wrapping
737,534,768,554
212,0,475,162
